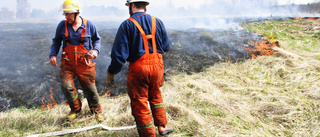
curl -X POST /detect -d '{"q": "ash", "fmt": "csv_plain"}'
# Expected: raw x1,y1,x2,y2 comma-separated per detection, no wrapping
0,22,264,111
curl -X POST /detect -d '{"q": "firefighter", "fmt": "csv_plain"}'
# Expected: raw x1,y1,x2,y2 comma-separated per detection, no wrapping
49,0,103,121
106,0,173,136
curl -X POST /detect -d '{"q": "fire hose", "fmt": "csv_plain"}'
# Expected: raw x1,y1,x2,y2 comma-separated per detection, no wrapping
26,124,136,137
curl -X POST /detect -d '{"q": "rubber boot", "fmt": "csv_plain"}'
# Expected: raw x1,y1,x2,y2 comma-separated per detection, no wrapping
95,113,104,122
158,125,173,136
66,110,81,122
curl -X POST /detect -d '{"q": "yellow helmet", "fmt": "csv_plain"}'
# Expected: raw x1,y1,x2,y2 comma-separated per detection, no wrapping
61,0,81,13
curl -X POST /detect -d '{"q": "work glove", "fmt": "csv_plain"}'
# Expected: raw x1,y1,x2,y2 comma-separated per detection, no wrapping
106,71,115,88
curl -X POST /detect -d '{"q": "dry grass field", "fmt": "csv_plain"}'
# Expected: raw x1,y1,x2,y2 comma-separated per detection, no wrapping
1,19,320,137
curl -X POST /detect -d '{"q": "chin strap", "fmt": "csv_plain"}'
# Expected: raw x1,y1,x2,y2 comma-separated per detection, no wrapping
129,4,133,16
71,12,79,24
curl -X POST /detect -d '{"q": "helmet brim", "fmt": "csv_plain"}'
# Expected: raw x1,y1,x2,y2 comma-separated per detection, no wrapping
125,2,149,6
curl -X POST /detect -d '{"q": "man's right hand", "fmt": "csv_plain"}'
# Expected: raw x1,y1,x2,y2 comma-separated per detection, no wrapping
50,56,58,67
106,71,115,88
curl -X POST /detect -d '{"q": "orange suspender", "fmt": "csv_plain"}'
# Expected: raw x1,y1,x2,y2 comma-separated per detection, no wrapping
64,20,68,38
80,19,87,43
64,19,88,44
128,16,157,55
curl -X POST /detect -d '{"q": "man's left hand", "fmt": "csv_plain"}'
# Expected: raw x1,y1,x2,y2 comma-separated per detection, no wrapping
88,50,98,59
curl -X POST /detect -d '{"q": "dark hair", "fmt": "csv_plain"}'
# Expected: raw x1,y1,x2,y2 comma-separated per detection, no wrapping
134,2,147,9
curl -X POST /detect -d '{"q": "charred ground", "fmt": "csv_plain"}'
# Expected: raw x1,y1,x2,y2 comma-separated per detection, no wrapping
0,21,271,111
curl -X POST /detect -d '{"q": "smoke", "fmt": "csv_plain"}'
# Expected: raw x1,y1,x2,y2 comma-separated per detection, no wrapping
1,0,314,28
148,0,304,30
82,0,310,30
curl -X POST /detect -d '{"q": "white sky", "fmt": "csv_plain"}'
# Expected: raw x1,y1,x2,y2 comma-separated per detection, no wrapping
1,0,318,11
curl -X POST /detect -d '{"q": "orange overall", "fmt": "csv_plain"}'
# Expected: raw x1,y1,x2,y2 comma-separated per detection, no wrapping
127,16,167,137
60,19,101,114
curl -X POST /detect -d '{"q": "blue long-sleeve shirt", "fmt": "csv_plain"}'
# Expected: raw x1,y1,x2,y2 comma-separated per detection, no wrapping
108,12,172,74
50,16,101,58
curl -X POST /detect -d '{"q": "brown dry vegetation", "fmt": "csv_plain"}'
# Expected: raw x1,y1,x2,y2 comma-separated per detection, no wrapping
1,19,320,137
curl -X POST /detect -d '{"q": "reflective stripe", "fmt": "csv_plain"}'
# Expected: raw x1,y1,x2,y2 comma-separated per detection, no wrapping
137,122,153,129
72,94,78,102
151,103,164,109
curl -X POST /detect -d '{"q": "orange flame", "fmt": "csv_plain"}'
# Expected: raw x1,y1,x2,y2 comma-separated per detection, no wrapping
308,17,316,20
41,88,59,110
105,90,111,97
100,88,112,97
293,16,320,20
99,89,104,94
244,33,279,59
295,17,302,20
49,88,58,108
41,98,45,110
